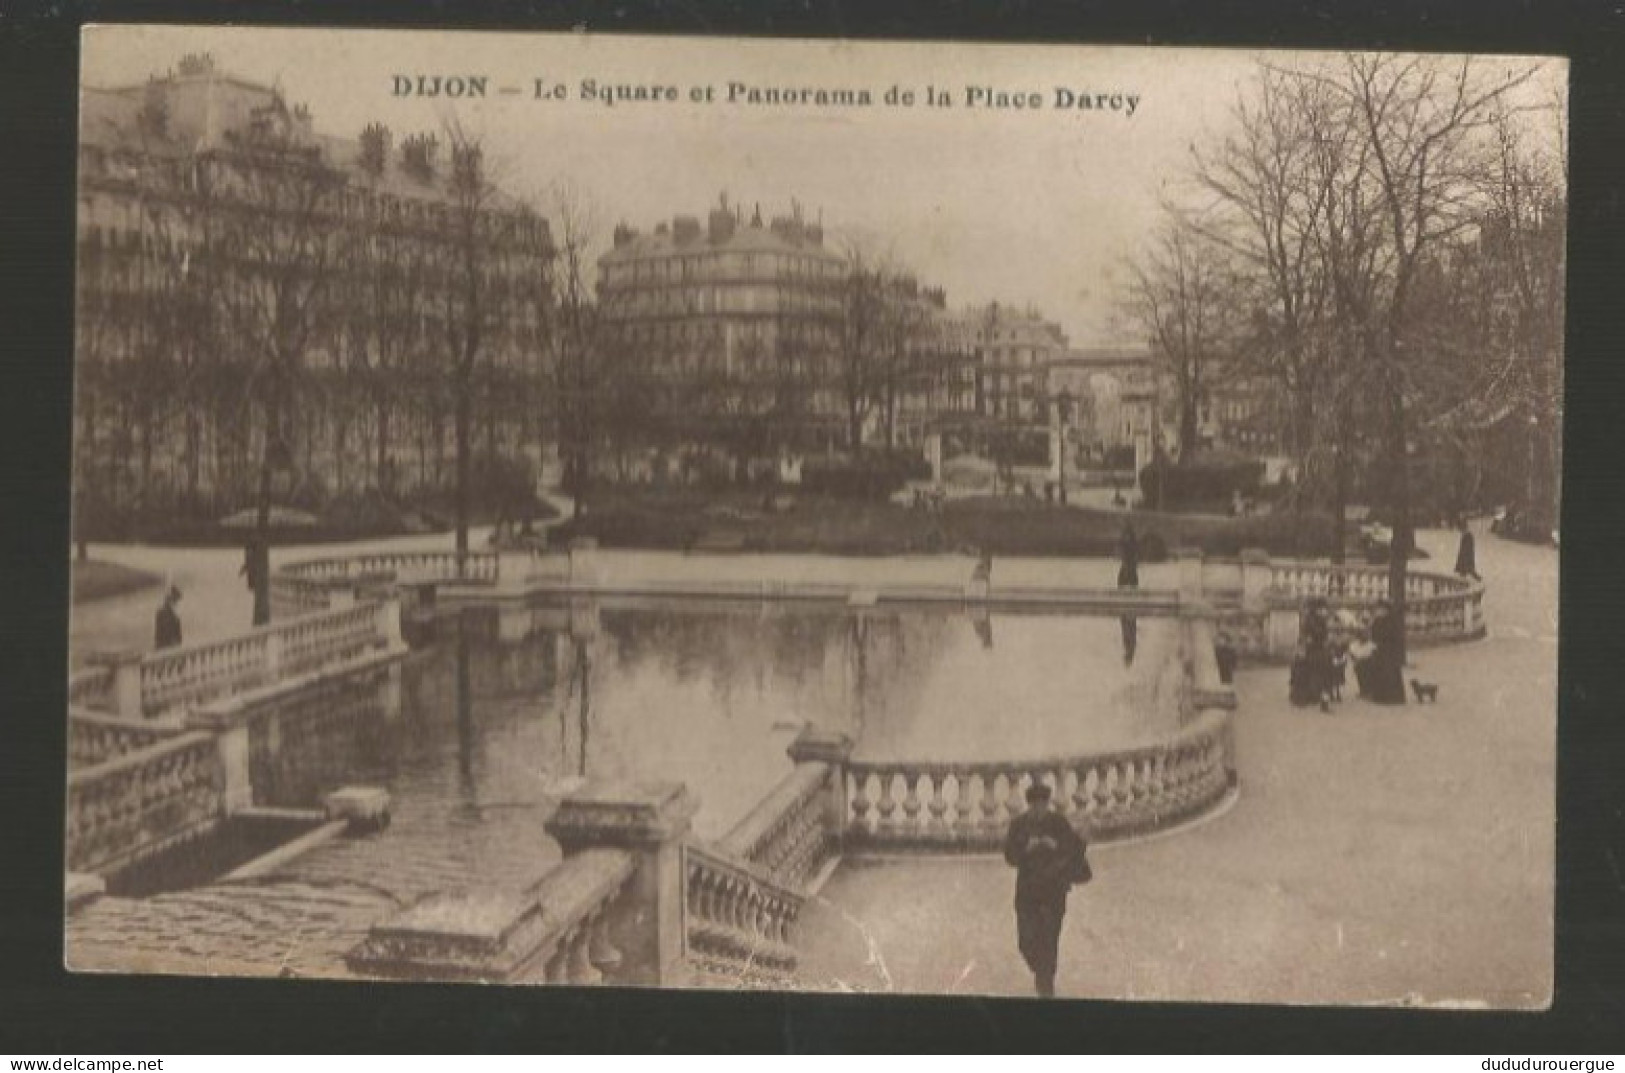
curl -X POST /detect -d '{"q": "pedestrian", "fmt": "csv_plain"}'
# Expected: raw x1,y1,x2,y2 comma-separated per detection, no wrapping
973,547,994,586
154,586,183,650
1358,598,1406,704
1002,782,1090,997
1117,520,1140,589
1454,517,1481,581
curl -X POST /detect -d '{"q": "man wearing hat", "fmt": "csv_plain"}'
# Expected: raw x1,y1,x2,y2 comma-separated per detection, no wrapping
1002,781,1090,997
153,586,183,651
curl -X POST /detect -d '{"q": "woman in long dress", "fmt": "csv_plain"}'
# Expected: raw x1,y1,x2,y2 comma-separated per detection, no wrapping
1360,599,1407,704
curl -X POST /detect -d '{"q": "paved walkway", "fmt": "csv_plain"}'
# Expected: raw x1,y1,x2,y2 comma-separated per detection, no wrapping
797,526,1555,1007
67,522,1551,1001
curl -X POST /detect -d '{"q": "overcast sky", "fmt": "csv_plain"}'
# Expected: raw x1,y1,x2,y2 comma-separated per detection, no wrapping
82,27,1562,346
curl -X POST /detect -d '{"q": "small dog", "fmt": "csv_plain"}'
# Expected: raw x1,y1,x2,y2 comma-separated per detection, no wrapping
1410,678,1440,703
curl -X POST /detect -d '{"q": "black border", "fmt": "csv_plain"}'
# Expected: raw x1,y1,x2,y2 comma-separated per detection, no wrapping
3,0,1622,1053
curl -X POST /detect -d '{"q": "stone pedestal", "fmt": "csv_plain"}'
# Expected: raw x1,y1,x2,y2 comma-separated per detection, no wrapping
544,781,697,987
217,724,253,815
788,726,855,854
325,785,392,834
89,650,144,720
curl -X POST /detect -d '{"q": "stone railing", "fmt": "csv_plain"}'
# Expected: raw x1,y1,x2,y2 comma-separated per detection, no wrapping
716,747,844,890
83,599,402,721
140,630,274,718
273,551,500,616
842,708,1234,851
275,602,393,678
1269,560,1471,604
1265,561,1486,649
683,842,803,979
1192,552,1487,660
65,730,223,875
68,708,181,768
838,613,1236,852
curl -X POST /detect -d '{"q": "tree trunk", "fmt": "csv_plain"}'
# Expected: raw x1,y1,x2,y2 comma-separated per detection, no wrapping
455,376,471,573
1331,414,1349,566
376,395,390,492
1178,399,1199,465
252,432,274,627
1383,369,1411,668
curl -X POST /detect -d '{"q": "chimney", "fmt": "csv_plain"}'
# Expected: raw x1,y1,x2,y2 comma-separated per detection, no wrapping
359,122,391,176
612,223,636,249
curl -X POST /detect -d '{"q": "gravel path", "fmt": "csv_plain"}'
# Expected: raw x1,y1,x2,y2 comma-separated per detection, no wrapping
795,525,1555,1006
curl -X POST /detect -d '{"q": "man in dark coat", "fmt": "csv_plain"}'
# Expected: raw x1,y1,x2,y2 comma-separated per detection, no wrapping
1002,782,1089,997
153,586,182,650
1454,518,1481,581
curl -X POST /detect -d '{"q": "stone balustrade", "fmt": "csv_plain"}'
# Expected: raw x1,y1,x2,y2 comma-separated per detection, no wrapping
271,552,500,620
140,630,273,718
275,602,392,678
349,848,637,984
717,757,841,890
66,730,223,875
82,599,402,721
68,708,181,768
843,708,1235,851
68,665,115,712
684,842,803,978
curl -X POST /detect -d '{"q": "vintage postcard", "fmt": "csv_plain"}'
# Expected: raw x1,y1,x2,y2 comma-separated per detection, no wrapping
65,24,1563,1006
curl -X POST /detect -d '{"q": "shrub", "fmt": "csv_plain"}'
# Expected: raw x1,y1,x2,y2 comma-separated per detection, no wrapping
801,450,929,500
1139,454,1265,511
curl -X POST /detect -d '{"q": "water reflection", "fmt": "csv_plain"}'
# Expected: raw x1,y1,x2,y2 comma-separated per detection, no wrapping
251,601,1185,841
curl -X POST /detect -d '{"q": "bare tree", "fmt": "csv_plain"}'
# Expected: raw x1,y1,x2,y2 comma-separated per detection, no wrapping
1319,53,1539,660
1190,66,1336,477
542,185,612,519
1124,215,1238,463
204,97,347,624
836,245,890,451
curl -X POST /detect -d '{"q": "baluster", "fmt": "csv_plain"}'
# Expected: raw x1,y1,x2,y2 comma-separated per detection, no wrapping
901,771,924,832
928,772,952,833
1070,766,1090,816
850,771,872,831
968,770,994,829
874,770,900,831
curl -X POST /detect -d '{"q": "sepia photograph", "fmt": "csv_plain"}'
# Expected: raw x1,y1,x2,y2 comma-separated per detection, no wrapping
62,24,1564,1007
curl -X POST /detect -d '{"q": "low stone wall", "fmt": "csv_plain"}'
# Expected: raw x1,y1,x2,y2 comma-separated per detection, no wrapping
78,599,403,722
841,615,1236,852
69,708,184,769
271,552,499,619
1203,555,1487,661
66,731,224,876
